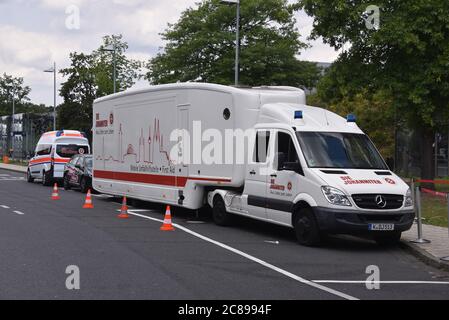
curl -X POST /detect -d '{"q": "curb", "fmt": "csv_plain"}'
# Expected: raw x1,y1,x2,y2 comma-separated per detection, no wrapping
400,240,449,272
0,164,27,174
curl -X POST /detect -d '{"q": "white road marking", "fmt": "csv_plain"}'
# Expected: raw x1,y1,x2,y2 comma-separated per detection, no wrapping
264,240,280,245
1,205,10,209
0,178,25,181
312,280,449,285
13,211,25,215
125,209,358,300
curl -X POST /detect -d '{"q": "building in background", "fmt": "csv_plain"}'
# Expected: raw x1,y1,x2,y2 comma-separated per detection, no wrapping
0,113,54,160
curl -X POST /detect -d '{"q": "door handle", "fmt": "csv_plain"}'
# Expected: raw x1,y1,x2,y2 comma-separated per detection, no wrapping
249,170,256,175
270,173,277,178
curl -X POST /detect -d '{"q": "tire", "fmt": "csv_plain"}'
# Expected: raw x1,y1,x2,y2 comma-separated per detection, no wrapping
42,170,53,186
63,174,71,190
374,232,402,247
79,177,89,193
26,170,34,183
294,207,322,246
212,197,232,226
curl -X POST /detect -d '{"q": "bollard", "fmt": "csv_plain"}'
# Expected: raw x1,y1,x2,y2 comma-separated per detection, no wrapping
410,186,431,244
441,195,449,262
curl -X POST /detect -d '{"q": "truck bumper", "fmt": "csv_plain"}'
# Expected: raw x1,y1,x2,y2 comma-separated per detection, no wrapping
312,207,415,235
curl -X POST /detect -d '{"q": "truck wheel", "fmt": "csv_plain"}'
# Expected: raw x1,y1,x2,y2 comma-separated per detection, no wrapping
294,208,322,246
213,197,232,226
63,174,71,190
374,232,402,246
26,170,34,183
42,170,53,186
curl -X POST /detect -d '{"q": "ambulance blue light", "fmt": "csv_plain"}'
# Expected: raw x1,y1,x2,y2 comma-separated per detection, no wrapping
294,111,303,119
347,114,356,123
56,130,64,137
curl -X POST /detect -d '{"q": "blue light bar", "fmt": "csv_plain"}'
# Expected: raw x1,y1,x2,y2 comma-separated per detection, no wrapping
347,114,356,123
56,130,64,137
294,111,303,119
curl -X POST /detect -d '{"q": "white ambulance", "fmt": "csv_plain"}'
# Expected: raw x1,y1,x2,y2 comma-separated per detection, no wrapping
92,83,414,246
27,130,90,186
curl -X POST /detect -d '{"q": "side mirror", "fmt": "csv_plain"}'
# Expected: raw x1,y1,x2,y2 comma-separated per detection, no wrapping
281,162,304,175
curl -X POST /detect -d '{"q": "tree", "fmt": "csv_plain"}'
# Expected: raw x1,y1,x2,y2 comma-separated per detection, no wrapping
59,35,143,137
0,73,31,115
298,0,449,183
147,0,321,90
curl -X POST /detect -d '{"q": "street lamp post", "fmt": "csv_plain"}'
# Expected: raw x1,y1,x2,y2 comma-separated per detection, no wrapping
44,62,57,131
11,86,15,159
101,45,117,93
220,0,240,86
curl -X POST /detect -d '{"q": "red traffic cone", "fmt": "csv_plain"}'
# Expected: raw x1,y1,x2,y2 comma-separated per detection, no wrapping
51,183,60,200
118,196,130,219
160,205,175,231
83,189,94,209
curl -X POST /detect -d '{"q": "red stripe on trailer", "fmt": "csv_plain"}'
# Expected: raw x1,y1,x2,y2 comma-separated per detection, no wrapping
421,187,448,199
93,170,231,187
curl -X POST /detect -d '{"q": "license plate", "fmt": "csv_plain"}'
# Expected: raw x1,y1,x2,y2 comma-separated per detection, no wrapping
369,223,395,231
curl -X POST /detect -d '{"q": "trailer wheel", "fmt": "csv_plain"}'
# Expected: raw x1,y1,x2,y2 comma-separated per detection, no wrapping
213,197,232,226
294,208,322,246
374,232,402,246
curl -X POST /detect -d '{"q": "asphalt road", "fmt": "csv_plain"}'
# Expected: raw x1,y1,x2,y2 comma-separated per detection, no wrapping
1,168,449,300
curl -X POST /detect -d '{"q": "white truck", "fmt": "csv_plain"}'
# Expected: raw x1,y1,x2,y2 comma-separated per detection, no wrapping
92,83,414,246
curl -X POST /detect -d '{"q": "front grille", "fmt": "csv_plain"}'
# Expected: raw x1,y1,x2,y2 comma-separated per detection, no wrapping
352,194,404,210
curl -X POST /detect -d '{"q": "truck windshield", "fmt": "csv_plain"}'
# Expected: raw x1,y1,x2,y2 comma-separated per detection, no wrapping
296,132,387,170
56,145,89,158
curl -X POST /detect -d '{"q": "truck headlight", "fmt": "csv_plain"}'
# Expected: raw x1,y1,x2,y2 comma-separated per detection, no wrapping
321,186,352,207
405,188,413,207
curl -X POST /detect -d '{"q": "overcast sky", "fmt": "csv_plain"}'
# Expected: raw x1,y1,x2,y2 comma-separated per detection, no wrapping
0,0,339,106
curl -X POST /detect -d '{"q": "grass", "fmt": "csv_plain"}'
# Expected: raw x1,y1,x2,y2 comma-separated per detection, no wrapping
421,194,448,228
0,158,28,166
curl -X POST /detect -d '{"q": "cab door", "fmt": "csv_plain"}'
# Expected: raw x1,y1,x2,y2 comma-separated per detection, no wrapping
243,129,272,220
266,130,303,226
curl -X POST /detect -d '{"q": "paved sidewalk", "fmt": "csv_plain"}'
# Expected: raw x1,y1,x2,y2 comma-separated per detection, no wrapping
0,163,27,173
402,223,449,270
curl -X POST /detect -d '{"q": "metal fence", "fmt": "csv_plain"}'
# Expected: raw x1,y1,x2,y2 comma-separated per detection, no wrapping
0,113,53,160
395,129,449,178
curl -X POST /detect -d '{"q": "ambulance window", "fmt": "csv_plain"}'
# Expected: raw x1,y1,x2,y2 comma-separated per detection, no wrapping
36,144,52,156
253,131,270,163
276,132,299,164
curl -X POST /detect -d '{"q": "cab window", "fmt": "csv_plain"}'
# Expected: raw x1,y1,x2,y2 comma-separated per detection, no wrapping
253,130,270,163
56,145,89,158
70,156,79,165
76,157,84,169
36,144,52,156
275,132,299,169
